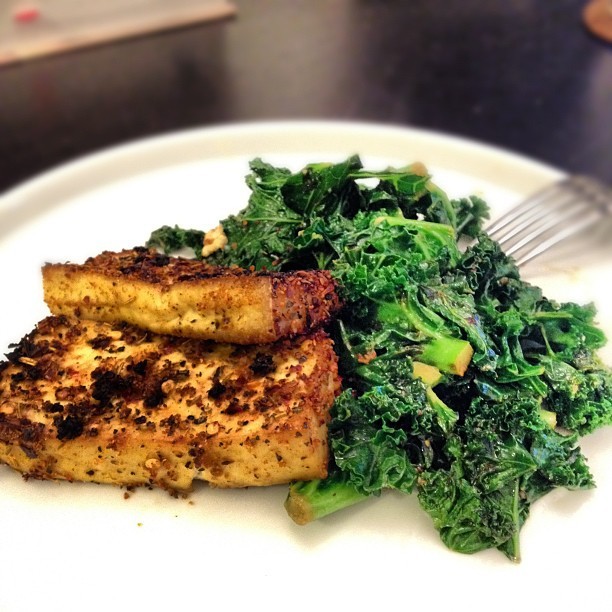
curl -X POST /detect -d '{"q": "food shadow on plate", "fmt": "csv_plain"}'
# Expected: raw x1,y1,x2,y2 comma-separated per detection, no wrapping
535,484,595,517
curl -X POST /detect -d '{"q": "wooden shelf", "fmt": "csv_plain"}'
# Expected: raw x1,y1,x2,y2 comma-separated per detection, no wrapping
0,0,237,66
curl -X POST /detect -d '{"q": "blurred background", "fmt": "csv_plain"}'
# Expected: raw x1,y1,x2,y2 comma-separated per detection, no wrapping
0,0,610,193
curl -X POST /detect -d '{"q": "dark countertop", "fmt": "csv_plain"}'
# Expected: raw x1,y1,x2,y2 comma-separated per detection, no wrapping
0,0,610,194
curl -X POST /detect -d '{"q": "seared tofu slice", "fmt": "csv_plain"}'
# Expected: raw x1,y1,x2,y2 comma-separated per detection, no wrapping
42,248,341,344
0,316,341,492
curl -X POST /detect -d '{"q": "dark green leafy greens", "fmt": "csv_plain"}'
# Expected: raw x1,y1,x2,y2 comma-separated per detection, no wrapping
147,156,612,561
147,225,205,256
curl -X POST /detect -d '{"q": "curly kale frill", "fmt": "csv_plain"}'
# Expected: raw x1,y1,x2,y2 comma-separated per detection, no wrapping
330,356,455,496
146,225,205,256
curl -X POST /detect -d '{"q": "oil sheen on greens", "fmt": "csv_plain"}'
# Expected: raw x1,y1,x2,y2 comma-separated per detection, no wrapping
147,156,612,562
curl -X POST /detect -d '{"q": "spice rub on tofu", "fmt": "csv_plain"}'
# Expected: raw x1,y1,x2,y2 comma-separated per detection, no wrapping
0,316,341,492
42,248,342,344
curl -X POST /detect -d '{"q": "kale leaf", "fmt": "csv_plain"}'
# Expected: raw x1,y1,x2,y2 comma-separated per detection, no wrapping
147,225,204,256
146,156,612,561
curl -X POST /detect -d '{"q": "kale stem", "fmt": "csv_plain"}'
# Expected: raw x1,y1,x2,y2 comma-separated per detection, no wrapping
377,216,455,236
419,337,474,376
531,311,574,320
242,217,302,224
284,473,370,525
509,480,522,563
539,324,555,358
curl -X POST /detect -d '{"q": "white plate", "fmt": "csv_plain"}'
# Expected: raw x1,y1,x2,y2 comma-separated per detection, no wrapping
0,121,611,612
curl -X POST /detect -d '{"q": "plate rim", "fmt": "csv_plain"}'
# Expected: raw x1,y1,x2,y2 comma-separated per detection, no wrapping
0,120,565,214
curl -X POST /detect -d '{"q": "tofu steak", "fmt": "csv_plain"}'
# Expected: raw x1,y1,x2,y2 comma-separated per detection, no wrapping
42,248,342,344
0,316,341,492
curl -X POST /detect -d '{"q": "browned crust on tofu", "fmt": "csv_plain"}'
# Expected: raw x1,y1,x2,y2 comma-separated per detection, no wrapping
0,316,341,492
42,248,342,344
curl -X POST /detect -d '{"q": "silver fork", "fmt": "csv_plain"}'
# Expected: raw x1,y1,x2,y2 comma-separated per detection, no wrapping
486,175,612,267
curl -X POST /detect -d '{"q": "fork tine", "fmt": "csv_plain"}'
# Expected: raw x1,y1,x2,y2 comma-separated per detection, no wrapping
488,188,587,245
501,197,594,253
486,176,576,235
512,209,603,266
484,174,612,267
